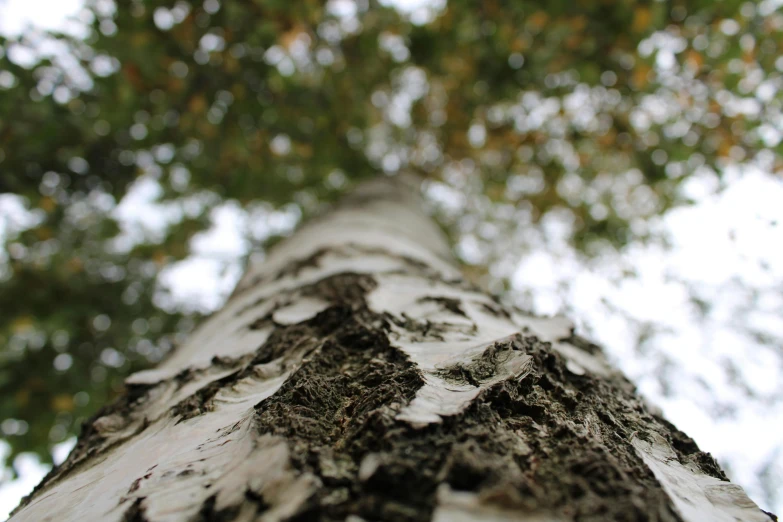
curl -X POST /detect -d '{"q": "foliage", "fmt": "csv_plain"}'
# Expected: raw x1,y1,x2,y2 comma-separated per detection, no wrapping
0,0,781,472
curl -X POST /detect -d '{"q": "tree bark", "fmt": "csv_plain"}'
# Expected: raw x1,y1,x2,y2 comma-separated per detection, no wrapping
10,177,774,522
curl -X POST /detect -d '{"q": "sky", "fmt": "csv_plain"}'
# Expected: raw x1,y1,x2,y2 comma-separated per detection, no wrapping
0,0,84,37
1,0,782,519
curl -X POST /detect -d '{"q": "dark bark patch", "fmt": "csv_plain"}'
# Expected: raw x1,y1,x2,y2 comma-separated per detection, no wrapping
246,314,271,330
127,477,142,494
253,305,427,521
254,333,422,445
244,489,270,513
172,370,242,423
478,339,685,521
385,311,477,343
273,248,331,281
479,300,512,319
195,494,240,522
436,341,516,386
121,497,148,522
561,333,602,356
303,272,377,306
417,296,467,317
251,322,319,365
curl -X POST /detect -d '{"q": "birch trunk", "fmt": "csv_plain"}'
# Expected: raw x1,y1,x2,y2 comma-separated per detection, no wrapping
10,177,774,522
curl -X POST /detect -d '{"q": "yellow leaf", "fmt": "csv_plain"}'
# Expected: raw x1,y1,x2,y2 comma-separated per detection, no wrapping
296,143,313,158
566,34,582,49
632,64,651,89
528,11,549,30
153,250,168,266
188,94,207,114
11,316,33,334
569,16,587,31
52,394,75,412
39,196,56,213
66,257,83,273
686,50,704,70
131,33,149,48
224,55,240,74
510,36,528,53
35,226,53,240
486,184,504,200
167,77,184,93
15,389,30,407
232,83,247,100
718,137,732,158
632,7,652,34
280,27,306,49
598,129,617,146
198,120,217,138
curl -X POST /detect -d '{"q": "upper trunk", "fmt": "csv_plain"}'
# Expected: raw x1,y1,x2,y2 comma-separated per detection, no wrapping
10,176,774,522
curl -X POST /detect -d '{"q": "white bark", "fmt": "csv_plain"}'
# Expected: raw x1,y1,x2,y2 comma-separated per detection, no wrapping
10,177,771,522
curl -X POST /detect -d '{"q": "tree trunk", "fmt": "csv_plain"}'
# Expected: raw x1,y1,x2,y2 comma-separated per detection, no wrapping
10,177,773,522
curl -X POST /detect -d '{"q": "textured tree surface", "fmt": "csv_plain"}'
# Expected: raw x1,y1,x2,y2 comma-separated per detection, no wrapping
10,179,773,522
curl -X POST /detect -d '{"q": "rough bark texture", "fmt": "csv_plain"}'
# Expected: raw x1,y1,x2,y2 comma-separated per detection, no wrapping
10,177,776,522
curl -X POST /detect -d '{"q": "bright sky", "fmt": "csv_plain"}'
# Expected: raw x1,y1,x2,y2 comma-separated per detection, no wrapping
0,0,84,37
1,0,782,519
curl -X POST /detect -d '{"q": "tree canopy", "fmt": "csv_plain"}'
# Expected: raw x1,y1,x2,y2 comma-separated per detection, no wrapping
1,0,781,496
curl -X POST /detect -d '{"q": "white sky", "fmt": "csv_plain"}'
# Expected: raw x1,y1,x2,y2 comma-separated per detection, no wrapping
0,0,84,37
1,0,782,519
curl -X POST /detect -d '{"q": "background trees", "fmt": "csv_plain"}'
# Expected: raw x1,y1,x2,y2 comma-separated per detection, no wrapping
1,0,781,515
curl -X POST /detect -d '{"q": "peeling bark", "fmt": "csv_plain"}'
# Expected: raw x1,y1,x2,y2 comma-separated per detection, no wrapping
10,177,775,522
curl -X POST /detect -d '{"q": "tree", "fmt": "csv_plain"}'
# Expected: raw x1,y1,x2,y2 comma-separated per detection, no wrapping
2,0,782,514
9,177,774,521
